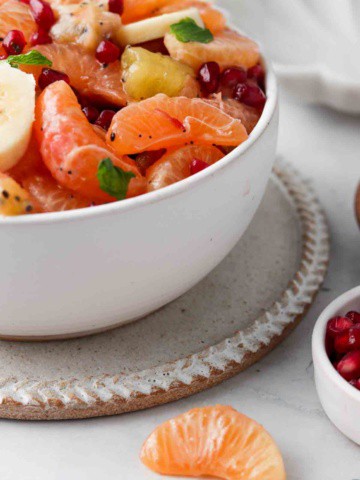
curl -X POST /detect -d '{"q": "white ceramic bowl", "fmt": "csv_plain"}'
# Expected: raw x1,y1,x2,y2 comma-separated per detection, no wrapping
312,286,360,445
0,56,278,339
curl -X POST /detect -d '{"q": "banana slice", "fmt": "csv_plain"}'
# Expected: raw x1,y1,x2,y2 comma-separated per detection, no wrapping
0,63,35,171
116,7,204,46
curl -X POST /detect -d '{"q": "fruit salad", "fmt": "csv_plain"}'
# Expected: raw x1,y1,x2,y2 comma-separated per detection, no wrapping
0,0,266,216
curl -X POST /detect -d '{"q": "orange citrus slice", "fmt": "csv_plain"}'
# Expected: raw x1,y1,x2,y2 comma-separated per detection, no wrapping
147,144,224,191
107,94,248,155
141,405,286,480
165,29,260,71
35,80,146,202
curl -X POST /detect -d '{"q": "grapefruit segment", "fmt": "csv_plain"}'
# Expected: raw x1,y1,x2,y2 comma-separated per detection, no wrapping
23,43,127,107
0,0,37,42
141,405,286,480
205,93,261,133
165,29,260,71
23,173,95,212
107,94,248,155
147,144,224,191
34,80,146,202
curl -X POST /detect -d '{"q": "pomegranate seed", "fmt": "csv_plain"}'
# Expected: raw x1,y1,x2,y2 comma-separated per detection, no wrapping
108,0,123,15
30,28,52,46
325,332,335,357
234,81,266,109
337,350,360,381
190,159,209,175
135,149,166,175
220,67,247,95
334,325,360,353
82,106,99,124
198,62,220,96
95,109,116,130
2,30,26,55
327,316,354,338
29,0,55,31
346,311,360,324
248,63,265,87
350,378,360,390
95,40,120,64
38,68,70,90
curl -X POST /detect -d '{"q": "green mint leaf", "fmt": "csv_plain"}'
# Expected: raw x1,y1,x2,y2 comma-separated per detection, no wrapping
6,50,52,68
170,17,213,43
97,158,135,200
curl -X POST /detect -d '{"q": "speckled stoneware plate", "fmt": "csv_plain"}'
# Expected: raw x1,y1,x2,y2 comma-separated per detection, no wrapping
0,161,329,420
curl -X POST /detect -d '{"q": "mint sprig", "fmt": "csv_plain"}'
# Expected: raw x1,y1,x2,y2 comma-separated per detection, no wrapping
97,158,135,200
170,17,213,44
5,50,52,68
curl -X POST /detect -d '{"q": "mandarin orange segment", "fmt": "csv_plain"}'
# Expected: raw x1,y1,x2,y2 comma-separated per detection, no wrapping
7,130,45,183
121,0,169,24
147,144,224,191
155,0,226,34
165,29,260,71
141,405,286,480
205,94,261,134
107,94,248,155
23,44,128,107
35,80,146,202
0,0,37,41
23,173,95,212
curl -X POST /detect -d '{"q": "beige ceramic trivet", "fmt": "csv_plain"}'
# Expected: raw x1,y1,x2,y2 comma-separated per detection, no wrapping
0,160,329,420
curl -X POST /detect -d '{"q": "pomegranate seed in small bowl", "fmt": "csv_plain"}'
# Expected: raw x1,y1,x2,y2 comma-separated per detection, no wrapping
312,286,360,445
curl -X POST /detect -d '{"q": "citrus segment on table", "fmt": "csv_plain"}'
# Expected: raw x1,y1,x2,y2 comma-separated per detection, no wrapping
147,144,224,191
107,94,248,155
34,80,146,201
165,29,260,71
141,405,286,480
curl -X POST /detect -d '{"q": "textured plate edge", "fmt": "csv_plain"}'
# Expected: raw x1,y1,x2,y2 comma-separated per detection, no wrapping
0,159,330,420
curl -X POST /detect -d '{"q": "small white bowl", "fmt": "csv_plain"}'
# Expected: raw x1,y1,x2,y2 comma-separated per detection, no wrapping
312,286,360,445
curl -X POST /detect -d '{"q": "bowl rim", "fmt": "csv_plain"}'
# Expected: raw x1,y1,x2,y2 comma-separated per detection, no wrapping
312,285,360,402
0,38,278,226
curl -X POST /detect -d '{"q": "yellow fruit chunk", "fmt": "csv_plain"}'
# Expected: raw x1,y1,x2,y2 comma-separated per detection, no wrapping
0,173,33,216
121,46,195,100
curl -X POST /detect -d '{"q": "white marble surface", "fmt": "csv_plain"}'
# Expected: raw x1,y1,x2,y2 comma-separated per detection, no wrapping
0,2,360,479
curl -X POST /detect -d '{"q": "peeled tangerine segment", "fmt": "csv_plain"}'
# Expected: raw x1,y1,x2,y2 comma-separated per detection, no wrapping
0,63,35,171
116,7,204,46
107,94,248,155
165,28,260,71
147,144,224,191
0,173,33,216
141,405,286,480
122,47,195,100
